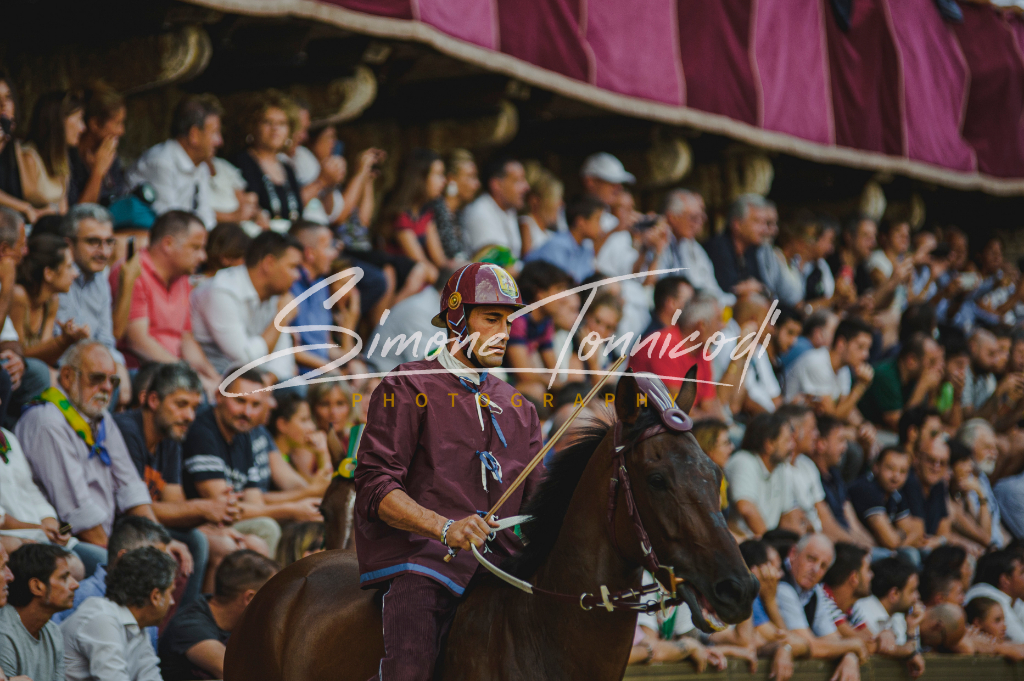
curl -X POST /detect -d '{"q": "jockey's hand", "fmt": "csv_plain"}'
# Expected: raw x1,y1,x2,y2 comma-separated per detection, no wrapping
444,514,500,552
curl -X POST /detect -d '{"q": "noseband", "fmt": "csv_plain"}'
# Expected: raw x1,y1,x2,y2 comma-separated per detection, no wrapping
474,373,700,615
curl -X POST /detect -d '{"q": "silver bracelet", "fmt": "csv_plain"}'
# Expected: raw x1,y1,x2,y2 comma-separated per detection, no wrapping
441,519,456,558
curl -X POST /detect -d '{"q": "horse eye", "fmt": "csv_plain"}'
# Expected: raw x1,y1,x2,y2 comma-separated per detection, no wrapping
647,473,668,491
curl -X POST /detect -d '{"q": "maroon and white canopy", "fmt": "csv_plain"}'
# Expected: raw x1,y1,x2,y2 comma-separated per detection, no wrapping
190,0,1024,194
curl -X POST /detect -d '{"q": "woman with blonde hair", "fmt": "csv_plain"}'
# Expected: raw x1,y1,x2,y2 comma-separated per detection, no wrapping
233,90,305,226
429,148,479,262
307,380,359,465
17,90,84,215
519,165,563,256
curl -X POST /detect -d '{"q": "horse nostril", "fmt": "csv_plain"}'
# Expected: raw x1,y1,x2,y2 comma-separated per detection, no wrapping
713,577,746,605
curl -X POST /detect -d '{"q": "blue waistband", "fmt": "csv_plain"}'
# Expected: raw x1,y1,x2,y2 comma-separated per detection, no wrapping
359,563,465,595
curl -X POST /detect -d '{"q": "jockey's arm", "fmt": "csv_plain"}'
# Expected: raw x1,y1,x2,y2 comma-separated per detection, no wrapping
377,488,499,552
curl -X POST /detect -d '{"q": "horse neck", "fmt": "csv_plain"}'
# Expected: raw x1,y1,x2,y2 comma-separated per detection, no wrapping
532,433,640,598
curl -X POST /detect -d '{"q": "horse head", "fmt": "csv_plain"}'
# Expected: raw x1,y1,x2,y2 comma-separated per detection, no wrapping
613,366,758,632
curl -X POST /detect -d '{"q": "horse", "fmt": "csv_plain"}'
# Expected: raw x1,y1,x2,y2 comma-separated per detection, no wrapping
225,368,758,681
321,475,356,550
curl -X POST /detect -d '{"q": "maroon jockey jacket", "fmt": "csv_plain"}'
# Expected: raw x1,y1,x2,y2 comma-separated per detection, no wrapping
354,356,544,596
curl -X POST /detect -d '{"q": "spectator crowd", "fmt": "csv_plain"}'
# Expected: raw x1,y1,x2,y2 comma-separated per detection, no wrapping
2,74,1024,680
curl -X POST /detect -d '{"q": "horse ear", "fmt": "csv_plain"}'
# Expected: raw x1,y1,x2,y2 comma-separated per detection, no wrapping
675,364,699,414
615,372,642,425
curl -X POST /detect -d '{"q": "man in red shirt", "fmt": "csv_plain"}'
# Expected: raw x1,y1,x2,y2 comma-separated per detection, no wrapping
629,291,746,421
121,210,220,395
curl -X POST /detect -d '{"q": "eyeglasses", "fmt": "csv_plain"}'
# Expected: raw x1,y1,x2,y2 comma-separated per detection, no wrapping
75,237,116,249
74,369,120,391
921,455,949,470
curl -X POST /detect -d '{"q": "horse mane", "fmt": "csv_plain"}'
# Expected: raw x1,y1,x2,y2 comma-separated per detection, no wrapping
503,406,663,580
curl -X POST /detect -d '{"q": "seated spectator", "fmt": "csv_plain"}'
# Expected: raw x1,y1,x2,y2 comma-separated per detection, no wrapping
811,415,876,547
12,233,87,365
729,294,780,414
0,72,38,224
829,217,878,316
642,275,694,339
14,340,188,577
630,292,745,420
69,81,129,207
232,90,305,227
821,543,873,633
61,546,177,681
705,193,769,298
779,405,824,528
127,94,223,229
307,382,357,462
756,201,804,307
781,308,839,370
801,217,839,307
948,438,1004,550
524,196,605,284
964,548,1024,643
0,424,76,562
201,222,250,278
269,392,331,483
859,333,944,430
191,231,303,382
572,292,622,373
417,148,473,259
18,91,83,215
113,362,231,605
661,189,732,306
288,220,351,375
159,549,279,681
506,261,574,402
963,327,1001,418
56,204,131,406
898,407,961,553
848,448,921,561
785,317,875,423
380,148,452,278
765,305,804,397
995,464,1024,541
922,545,973,602
182,369,322,562
865,220,914,317
0,544,77,681
850,557,925,675
0,212,51,430
119,211,220,394
920,571,964,608
724,412,805,538
776,534,867,679
51,517,169,650
938,328,969,428
461,156,529,260
964,597,1024,660
518,164,561,257
276,522,325,567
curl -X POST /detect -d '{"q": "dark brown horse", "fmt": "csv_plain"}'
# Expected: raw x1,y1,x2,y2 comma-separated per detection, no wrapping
225,370,757,680
320,475,356,550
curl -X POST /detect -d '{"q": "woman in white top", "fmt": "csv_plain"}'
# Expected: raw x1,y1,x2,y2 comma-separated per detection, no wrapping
17,90,85,215
866,219,914,313
518,166,563,257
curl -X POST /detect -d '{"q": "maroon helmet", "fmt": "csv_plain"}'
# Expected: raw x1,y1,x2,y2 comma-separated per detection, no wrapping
431,263,525,338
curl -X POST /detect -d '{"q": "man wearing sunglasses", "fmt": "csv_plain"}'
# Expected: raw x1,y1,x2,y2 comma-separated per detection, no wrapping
14,339,193,580
54,203,132,407
898,406,968,556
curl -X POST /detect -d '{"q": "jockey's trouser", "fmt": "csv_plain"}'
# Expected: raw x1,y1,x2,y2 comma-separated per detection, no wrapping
372,573,461,681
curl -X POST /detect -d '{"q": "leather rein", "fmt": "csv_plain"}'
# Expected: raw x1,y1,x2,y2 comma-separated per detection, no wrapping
473,373,696,615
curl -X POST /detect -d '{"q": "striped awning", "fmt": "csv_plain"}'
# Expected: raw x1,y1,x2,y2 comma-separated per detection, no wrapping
187,0,1024,194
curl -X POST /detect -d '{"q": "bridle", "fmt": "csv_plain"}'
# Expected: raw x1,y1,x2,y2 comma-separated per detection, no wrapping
475,373,703,616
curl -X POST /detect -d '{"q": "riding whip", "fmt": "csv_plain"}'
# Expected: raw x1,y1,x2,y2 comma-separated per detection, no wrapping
444,353,628,563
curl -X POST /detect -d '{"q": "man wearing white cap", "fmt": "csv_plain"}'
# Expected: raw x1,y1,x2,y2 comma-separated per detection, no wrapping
581,152,635,236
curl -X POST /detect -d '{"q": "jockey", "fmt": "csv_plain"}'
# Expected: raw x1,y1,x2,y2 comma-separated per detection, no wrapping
354,263,545,680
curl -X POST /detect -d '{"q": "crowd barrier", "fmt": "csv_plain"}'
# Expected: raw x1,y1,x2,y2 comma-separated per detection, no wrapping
624,655,1022,681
